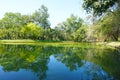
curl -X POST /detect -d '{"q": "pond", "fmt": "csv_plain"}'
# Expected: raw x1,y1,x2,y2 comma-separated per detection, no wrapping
0,44,120,80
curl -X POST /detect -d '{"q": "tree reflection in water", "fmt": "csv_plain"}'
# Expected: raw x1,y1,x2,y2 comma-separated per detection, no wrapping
0,44,119,80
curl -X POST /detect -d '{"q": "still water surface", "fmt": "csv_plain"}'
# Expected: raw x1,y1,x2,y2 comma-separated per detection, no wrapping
0,44,120,80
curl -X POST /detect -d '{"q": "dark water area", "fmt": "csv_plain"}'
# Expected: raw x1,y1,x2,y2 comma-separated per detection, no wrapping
0,44,120,80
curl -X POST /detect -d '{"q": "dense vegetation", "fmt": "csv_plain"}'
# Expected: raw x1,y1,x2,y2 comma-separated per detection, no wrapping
0,0,120,42
0,5,87,41
83,0,120,41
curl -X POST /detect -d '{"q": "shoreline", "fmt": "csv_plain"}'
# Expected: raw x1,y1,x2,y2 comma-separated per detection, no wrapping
0,40,120,49
95,42,120,49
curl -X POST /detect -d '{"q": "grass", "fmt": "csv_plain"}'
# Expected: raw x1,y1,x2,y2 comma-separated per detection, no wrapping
0,39,72,43
95,41,120,49
0,39,119,49
0,39,112,49
106,42,120,48
0,39,78,45
0,39,36,43
0,39,89,46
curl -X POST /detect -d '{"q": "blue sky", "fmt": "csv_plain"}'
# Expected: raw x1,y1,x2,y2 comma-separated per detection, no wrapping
0,0,87,28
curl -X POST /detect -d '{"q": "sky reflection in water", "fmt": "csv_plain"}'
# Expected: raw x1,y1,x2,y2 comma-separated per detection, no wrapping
0,44,118,80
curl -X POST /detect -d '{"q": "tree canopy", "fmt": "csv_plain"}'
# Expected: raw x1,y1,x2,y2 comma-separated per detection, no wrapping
83,0,119,16
0,2,119,42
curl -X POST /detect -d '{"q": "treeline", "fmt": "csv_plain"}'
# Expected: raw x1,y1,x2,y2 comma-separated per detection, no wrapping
0,2,120,42
82,0,120,41
88,9,120,41
0,5,50,40
0,5,88,41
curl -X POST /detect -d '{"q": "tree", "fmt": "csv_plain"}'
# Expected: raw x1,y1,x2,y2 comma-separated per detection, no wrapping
83,0,119,16
31,5,50,29
31,5,50,40
73,24,88,42
83,0,120,41
21,23,43,39
89,8,120,41
55,14,84,41
0,12,26,39
55,22,70,40
22,15,31,25
52,28,65,41
1,12,24,29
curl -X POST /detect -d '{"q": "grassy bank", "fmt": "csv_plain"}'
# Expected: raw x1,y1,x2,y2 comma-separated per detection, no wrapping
0,40,120,49
0,40,79,44
0,39,97,48
0,39,79,45
95,42,120,48
0,39,36,43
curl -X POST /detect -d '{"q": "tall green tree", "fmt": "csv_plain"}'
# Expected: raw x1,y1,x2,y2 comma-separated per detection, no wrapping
21,23,43,39
55,15,84,41
0,12,24,28
31,5,50,29
0,12,25,39
83,0,120,41
95,13,120,41
83,0,120,16
73,24,88,41
31,5,50,40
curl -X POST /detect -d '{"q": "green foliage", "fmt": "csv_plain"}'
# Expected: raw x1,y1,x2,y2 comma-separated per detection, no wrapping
73,24,88,42
82,0,120,42
0,5,90,42
0,44,119,79
55,14,84,41
0,5,51,40
83,0,119,16
0,12,24,28
90,8,120,41
0,5,89,42
21,23,43,39
31,5,50,29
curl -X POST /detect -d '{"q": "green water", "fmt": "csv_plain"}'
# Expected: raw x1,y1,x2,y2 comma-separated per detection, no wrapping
0,44,119,80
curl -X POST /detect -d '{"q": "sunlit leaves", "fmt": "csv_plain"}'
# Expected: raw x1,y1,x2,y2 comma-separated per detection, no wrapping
83,0,119,16
90,8,120,41
55,14,84,41
21,23,43,39
26,55,36,63
0,5,50,40
31,5,50,29
73,24,88,41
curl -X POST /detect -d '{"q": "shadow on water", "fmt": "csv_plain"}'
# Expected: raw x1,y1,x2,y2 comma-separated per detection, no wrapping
0,44,119,80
